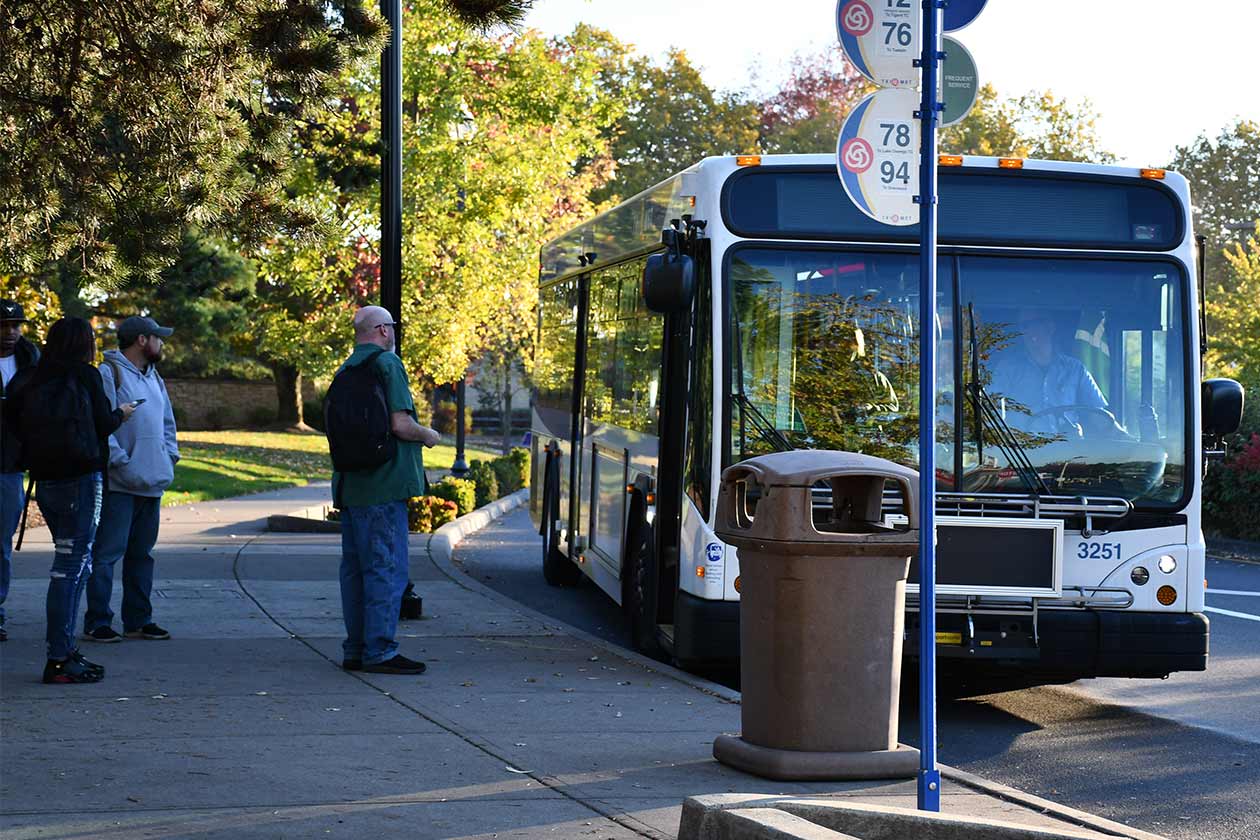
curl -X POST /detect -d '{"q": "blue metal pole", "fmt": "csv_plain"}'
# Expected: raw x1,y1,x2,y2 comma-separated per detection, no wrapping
916,0,942,813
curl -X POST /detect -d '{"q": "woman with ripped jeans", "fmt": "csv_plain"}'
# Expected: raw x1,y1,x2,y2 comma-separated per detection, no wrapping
6,318,134,683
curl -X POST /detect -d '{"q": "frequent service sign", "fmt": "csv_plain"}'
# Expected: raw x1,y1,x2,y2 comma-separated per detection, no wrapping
836,88,921,226
835,0,919,89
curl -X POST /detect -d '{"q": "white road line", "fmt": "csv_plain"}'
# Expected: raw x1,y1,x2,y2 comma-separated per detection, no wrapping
1206,588,1260,597
1205,606,1260,623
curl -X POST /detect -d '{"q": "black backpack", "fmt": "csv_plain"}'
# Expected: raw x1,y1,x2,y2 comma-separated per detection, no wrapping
324,348,396,474
13,370,100,480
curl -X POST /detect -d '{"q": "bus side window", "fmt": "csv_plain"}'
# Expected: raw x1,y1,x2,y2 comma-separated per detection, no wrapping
685,269,713,518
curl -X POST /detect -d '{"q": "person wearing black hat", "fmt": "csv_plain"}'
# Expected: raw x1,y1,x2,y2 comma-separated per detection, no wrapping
82,315,179,643
0,299,40,642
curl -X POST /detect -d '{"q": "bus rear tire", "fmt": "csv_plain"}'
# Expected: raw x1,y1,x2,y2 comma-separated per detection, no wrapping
542,520,582,587
624,524,663,656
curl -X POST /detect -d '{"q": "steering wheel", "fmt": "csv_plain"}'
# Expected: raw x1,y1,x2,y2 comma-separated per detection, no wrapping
1032,404,1128,439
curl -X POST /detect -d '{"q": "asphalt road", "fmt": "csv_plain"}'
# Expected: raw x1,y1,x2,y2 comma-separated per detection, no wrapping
453,507,1260,840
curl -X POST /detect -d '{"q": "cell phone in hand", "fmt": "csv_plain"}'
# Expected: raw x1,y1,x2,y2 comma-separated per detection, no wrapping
130,398,146,406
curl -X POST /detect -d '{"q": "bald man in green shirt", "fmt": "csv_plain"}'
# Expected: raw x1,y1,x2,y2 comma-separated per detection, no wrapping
334,306,440,675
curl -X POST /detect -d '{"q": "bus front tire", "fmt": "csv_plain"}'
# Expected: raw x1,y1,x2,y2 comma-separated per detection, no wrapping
624,524,663,656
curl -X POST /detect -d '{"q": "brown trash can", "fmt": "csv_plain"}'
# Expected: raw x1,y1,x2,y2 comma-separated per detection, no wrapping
712,450,920,781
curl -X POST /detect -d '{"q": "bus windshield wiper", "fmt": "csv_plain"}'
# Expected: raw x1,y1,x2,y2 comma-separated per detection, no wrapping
732,391,794,453
968,305,1050,496
730,294,794,455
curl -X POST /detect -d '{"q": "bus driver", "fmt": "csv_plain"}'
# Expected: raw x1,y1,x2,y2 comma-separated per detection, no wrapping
990,308,1109,437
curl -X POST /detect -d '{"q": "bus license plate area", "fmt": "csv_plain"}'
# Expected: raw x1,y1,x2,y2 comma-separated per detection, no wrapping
906,516,1063,598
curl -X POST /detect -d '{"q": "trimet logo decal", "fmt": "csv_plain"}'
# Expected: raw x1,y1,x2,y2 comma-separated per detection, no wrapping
841,0,874,36
841,138,874,174
705,542,723,564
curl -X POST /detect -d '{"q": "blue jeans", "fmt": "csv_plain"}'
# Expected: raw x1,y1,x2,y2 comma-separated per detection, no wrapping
339,500,409,665
0,471,24,627
36,474,102,660
85,491,161,633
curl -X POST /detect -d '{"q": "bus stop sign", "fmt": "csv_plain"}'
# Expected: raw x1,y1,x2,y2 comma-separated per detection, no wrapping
836,88,921,226
836,0,919,89
943,0,987,31
940,36,979,126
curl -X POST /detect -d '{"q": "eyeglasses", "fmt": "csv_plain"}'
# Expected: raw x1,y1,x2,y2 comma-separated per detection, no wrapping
374,321,400,331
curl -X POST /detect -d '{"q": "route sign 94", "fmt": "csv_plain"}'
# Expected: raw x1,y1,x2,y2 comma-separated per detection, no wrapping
836,88,921,226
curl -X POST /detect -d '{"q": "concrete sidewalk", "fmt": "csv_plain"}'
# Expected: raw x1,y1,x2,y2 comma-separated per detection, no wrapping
1,485,1162,839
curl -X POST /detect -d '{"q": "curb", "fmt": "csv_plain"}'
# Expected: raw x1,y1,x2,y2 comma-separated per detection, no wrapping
426,493,1165,840
938,767,1167,840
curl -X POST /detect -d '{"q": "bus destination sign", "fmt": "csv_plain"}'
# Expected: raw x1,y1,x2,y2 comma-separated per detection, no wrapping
836,88,920,226
835,0,919,89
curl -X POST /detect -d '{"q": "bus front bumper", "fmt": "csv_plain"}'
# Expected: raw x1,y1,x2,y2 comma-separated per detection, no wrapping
905,609,1209,678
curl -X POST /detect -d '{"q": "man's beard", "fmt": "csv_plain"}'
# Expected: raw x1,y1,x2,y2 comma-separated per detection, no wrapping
145,344,163,364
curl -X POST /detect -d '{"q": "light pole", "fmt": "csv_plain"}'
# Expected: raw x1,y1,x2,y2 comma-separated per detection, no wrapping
379,0,402,344
449,106,475,479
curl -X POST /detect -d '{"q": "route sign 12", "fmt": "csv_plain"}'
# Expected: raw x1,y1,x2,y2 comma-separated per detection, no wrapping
835,0,920,89
940,35,979,126
836,88,921,226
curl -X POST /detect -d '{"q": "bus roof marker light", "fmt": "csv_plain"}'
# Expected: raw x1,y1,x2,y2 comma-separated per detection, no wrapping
735,155,761,167
1140,168,1166,180
998,158,1023,169
939,154,963,166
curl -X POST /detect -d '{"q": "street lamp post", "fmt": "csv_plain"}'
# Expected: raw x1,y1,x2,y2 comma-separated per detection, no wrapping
452,375,469,477
448,107,475,479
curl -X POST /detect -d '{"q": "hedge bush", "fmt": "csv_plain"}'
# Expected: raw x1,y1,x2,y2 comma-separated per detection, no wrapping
407,496,458,533
431,476,476,516
508,446,530,489
1203,433,1260,541
466,460,499,508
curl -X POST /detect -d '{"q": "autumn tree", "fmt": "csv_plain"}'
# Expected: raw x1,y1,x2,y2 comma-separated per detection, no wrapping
942,84,1114,163
1170,120,1260,288
248,9,631,423
594,49,760,202
757,46,871,154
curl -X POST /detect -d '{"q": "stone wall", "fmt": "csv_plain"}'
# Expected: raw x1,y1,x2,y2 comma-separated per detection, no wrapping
165,378,317,430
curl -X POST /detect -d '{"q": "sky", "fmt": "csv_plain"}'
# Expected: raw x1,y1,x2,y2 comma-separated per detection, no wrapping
523,0,1260,167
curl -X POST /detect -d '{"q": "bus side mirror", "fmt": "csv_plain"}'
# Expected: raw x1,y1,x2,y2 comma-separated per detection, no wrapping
642,251,696,314
1202,378,1244,436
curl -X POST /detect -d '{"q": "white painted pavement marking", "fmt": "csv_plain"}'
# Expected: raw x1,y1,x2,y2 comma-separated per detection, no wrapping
1205,606,1260,623
1206,588,1260,597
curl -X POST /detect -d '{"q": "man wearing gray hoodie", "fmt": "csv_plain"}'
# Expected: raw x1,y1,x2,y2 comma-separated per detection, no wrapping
83,316,179,643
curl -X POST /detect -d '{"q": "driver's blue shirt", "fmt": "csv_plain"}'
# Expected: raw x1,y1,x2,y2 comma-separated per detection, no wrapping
991,351,1106,434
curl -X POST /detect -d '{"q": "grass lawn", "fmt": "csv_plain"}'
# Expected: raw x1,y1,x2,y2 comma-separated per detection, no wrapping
165,430,503,507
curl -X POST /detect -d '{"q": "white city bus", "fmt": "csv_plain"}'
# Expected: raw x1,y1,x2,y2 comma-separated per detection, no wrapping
528,153,1244,677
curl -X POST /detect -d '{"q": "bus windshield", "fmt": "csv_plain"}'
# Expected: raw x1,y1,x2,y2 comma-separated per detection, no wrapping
728,247,1188,505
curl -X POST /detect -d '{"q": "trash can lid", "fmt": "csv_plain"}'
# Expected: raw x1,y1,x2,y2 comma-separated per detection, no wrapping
720,450,919,487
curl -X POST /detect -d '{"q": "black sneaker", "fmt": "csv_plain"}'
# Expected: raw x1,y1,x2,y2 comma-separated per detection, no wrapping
84,626,122,643
70,651,105,677
363,654,426,675
43,657,104,684
124,623,170,640
342,659,363,671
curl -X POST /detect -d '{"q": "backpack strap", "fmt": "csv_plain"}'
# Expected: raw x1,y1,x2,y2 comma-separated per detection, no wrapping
103,357,124,407
14,473,34,552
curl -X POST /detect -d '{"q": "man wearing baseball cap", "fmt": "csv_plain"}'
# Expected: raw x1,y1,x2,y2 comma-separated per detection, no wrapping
0,300,39,642
83,315,179,643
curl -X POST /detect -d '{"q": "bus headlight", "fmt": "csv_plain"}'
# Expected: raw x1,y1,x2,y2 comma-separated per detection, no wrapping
1158,554,1177,574
1130,566,1150,585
